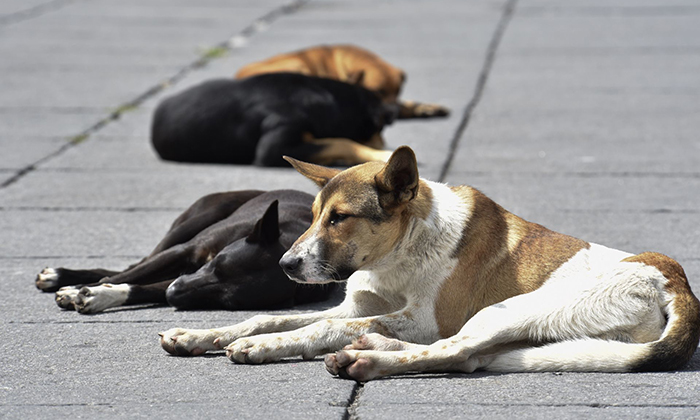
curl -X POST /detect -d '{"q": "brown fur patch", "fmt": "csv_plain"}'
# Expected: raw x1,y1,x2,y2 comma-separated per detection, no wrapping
623,252,700,370
235,45,405,104
434,187,590,338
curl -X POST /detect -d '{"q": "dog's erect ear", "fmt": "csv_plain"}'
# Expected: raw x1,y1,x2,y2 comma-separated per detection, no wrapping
283,156,341,188
247,200,280,245
375,146,419,208
347,70,365,85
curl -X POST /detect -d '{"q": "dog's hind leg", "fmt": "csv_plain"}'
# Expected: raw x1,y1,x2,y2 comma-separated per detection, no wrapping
72,279,171,314
102,244,202,286
56,243,203,311
327,260,673,380
148,190,264,256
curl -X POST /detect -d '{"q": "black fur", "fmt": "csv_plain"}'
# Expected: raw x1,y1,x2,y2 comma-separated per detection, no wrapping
151,73,393,166
38,190,336,312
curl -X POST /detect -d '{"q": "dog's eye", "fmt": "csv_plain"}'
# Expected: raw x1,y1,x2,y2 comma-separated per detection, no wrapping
329,212,349,226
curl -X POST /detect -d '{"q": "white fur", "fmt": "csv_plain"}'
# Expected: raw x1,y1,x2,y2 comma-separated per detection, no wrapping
327,249,674,380
159,178,684,380
55,286,80,309
36,267,58,290
160,181,471,358
74,283,130,314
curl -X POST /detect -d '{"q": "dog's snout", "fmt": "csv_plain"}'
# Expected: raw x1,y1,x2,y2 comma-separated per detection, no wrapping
280,254,302,274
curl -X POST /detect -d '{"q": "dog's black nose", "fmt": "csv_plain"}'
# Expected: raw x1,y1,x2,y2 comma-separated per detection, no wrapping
280,255,302,274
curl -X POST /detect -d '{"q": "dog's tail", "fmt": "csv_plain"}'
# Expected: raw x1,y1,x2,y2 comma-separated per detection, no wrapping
486,253,700,373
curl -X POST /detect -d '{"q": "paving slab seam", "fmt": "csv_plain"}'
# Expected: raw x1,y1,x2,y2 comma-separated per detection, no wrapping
437,0,517,183
0,0,309,190
0,0,79,26
342,383,364,420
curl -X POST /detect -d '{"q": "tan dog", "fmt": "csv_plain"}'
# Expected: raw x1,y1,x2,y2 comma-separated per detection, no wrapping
159,147,700,382
235,45,449,119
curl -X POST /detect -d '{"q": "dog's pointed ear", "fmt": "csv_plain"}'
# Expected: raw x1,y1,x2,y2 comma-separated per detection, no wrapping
347,70,365,85
284,156,341,188
247,200,280,245
375,146,419,208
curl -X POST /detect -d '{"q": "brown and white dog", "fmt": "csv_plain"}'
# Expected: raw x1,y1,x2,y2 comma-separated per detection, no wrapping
235,44,449,119
159,146,700,381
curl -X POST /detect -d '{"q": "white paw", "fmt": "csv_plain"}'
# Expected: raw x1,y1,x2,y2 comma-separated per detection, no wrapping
36,268,59,291
324,350,382,382
73,283,130,314
225,334,294,364
159,328,221,357
55,286,79,310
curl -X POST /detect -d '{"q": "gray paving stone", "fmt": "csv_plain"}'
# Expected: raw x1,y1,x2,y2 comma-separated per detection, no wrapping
357,366,700,419
0,168,319,209
0,209,177,258
0,109,107,138
0,136,67,169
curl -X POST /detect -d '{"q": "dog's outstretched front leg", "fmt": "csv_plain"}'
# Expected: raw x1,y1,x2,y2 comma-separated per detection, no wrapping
159,308,348,357
223,311,423,364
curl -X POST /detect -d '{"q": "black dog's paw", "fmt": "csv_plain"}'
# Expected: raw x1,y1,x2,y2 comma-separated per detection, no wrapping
55,286,79,310
36,267,61,292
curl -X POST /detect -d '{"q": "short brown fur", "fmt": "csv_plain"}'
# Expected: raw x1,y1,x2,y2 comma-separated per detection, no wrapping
623,252,700,369
236,45,405,104
235,45,449,119
434,187,589,338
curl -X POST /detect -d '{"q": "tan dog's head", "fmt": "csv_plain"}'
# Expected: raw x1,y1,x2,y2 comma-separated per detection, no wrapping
279,146,419,283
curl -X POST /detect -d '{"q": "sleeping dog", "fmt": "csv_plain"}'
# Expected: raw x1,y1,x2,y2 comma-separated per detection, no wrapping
151,73,396,167
159,147,699,380
235,44,449,119
36,190,335,314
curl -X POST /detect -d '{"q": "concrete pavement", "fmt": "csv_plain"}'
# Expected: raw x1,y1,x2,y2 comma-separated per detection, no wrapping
1,0,699,418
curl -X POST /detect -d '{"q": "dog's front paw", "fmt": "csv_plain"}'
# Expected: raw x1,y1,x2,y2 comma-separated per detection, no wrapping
159,328,219,357
55,286,79,310
325,350,381,382
225,335,295,364
73,284,129,314
225,337,268,364
36,267,60,292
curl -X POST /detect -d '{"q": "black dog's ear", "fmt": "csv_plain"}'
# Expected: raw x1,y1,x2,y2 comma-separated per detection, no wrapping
375,146,419,209
284,156,341,188
247,200,280,245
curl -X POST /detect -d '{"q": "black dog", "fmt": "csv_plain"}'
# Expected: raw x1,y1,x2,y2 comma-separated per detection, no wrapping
36,190,335,313
151,73,396,167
